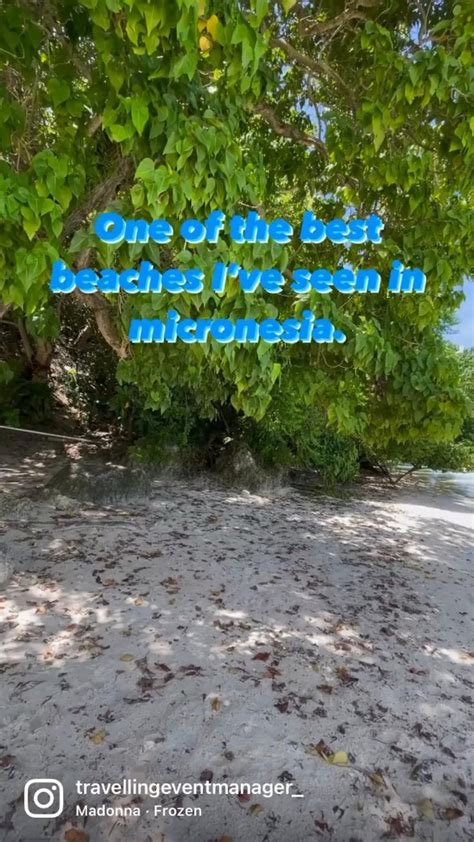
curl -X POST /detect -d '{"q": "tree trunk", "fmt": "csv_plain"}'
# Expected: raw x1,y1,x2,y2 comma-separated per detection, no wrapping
16,318,54,383
30,338,54,383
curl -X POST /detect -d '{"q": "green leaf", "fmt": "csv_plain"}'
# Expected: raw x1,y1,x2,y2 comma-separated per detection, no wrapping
109,123,135,142
130,183,145,207
154,166,173,191
108,66,124,92
131,98,149,135
405,82,415,104
172,51,198,80
144,6,161,34
281,0,297,13
255,0,269,24
372,114,385,151
48,79,70,107
135,158,155,180
23,217,40,240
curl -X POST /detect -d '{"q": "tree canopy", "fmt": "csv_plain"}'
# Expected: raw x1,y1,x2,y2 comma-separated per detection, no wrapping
0,0,473,475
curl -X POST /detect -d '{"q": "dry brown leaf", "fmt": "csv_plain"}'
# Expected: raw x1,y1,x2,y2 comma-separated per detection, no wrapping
369,770,387,789
314,819,331,831
264,666,281,678
64,829,89,842
336,666,358,684
249,803,264,815
305,739,332,760
211,697,221,711
383,813,415,838
439,807,464,821
119,653,135,662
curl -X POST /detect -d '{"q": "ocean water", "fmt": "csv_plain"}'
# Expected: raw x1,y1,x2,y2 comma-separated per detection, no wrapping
416,469,474,500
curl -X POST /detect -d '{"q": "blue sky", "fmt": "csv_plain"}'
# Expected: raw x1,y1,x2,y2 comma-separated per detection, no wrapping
446,280,474,348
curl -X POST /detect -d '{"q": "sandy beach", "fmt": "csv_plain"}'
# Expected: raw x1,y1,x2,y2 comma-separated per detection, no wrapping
0,435,472,842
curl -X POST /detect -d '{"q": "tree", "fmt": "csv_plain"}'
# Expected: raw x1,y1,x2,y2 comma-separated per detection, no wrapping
0,0,472,470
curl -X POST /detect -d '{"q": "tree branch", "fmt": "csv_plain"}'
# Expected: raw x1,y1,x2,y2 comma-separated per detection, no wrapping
270,37,357,109
16,317,34,364
297,8,368,39
254,102,328,157
59,152,134,361
72,248,128,360
87,114,103,137
0,301,11,320
61,156,134,244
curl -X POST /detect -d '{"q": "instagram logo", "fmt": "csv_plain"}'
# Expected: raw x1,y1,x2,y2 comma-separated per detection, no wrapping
24,779,64,818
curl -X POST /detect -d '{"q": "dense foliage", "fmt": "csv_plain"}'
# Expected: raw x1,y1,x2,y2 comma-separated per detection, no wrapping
0,0,472,477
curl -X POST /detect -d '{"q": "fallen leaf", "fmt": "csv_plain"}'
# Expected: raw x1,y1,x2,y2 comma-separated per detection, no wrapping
264,666,281,678
383,813,415,838
64,831,89,842
249,803,264,815
328,751,349,765
318,684,334,694
119,653,135,662
218,837,233,842
179,664,203,676
252,652,270,662
417,799,435,821
211,697,221,711
336,666,358,685
369,770,387,789
314,818,331,831
89,729,107,745
305,739,331,760
412,722,433,742
137,676,153,693
439,807,464,821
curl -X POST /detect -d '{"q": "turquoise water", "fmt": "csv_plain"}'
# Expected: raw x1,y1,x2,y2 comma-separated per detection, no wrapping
416,469,474,499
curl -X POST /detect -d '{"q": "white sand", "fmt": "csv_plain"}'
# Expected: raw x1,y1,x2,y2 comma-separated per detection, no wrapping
0,439,473,841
